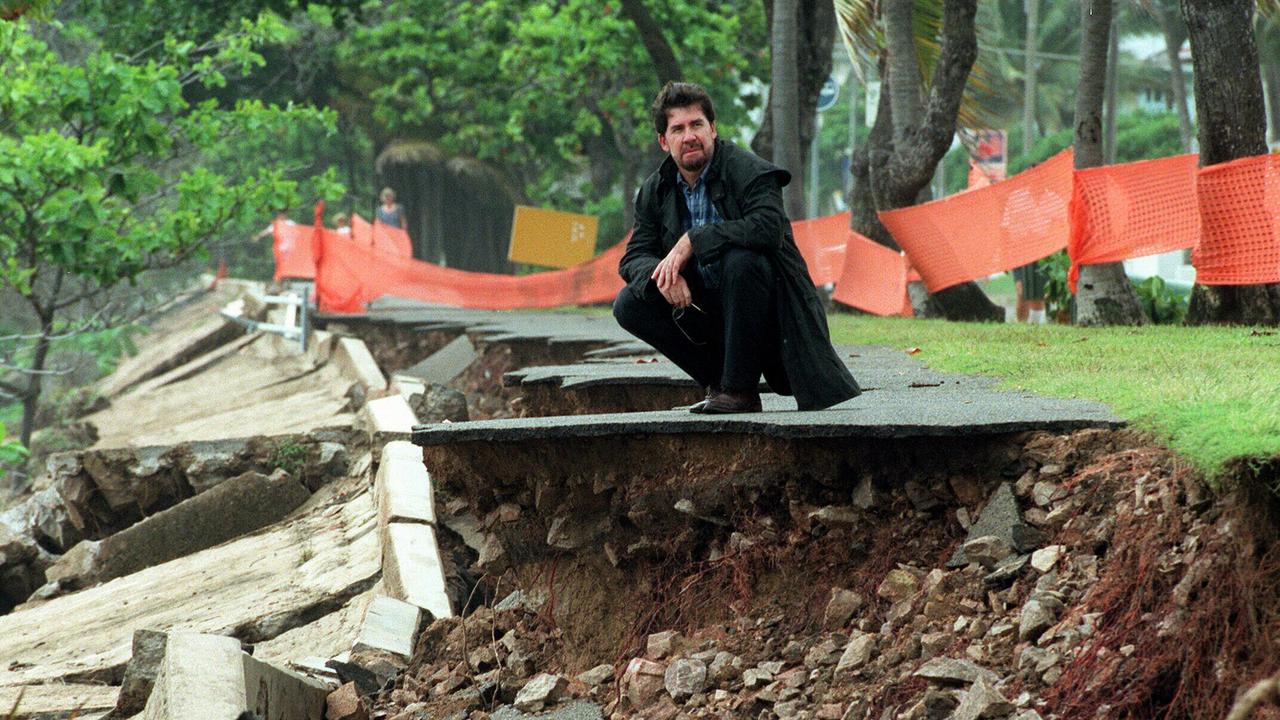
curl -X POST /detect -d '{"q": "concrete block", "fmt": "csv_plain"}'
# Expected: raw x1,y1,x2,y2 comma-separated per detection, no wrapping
307,329,336,363
400,334,477,385
143,633,328,720
382,523,453,620
392,375,427,403
353,596,422,660
334,337,386,393
361,395,417,444
376,441,434,527
46,470,311,588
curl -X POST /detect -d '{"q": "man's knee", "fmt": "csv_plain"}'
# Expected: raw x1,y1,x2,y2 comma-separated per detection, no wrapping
719,248,773,288
613,287,657,333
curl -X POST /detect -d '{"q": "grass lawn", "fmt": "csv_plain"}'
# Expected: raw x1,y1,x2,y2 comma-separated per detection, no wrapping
827,314,1280,478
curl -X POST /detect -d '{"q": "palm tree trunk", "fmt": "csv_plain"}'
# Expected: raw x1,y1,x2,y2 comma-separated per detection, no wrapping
1074,0,1149,326
1181,0,1280,325
771,0,806,218
1023,0,1040,158
1103,10,1120,164
875,0,1002,321
1157,1,1195,152
885,0,924,148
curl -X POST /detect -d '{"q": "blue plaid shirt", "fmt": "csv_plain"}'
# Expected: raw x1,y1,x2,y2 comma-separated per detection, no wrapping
677,172,723,289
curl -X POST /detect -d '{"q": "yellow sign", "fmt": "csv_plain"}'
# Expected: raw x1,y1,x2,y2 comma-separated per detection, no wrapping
508,206,599,268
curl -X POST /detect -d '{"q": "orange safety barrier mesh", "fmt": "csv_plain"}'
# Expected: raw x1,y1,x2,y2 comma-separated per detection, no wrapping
878,148,1074,292
791,211,853,285
315,229,626,313
831,231,913,316
1067,153,1199,291
1193,153,1280,285
350,213,414,259
272,221,318,281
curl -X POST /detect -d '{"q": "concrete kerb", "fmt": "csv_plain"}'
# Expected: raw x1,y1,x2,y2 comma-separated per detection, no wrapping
381,522,453,621
374,440,452,621
142,633,328,720
376,441,435,527
352,596,422,661
333,335,387,395
361,395,418,446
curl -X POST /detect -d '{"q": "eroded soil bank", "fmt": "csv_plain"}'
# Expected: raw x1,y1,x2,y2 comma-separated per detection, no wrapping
375,426,1280,720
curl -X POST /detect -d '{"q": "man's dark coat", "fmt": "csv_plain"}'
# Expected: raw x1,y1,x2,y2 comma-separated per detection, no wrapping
619,138,861,410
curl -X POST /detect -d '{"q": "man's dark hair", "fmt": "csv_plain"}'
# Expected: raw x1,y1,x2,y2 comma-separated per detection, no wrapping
651,82,716,135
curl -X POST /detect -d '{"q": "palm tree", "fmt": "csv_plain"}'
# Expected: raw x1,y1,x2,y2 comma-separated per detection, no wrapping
1181,0,1280,324
835,0,1003,321
1073,0,1149,326
772,0,806,218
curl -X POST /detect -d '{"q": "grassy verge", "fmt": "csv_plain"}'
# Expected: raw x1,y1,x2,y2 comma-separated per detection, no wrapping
827,315,1280,478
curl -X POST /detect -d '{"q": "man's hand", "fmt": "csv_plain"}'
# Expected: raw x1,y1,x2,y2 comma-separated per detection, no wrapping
657,274,693,308
651,233,693,300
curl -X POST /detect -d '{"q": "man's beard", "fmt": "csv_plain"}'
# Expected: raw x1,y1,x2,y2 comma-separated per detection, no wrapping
676,143,711,173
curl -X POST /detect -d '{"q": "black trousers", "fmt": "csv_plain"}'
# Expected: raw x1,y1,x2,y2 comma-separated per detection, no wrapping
613,247,783,393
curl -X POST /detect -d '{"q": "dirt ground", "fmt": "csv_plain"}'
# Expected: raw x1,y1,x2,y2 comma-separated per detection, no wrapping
374,428,1280,720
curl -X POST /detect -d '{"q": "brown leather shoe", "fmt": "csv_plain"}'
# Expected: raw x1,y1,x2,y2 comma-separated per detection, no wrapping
699,390,762,414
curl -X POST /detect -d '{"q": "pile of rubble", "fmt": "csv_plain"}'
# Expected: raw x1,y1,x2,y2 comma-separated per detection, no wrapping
357,429,1271,720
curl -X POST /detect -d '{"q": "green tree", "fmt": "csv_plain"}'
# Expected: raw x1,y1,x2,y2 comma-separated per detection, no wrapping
0,17,342,448
335,0,767,228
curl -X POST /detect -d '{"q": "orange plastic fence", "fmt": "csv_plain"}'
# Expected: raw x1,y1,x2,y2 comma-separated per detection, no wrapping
350,213,413,259
281,147,1280,316
1193,153,1280,285
272,221,317,281
315,230,625,313
832,231,912,316
791,212,853,286
878,149,1074,293
1067,153,1200,291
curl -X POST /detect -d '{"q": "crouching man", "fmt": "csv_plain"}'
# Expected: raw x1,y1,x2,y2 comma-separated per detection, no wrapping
614,81,861,414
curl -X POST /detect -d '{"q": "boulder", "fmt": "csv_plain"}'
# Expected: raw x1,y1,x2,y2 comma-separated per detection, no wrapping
952,678,1014,720
823,588,865,629
836,632,876,673
949,483,1043,568
621,658,666,709
663,658,707,701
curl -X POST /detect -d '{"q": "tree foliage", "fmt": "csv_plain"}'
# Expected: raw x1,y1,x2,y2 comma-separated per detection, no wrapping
335,0,768,210
0,16,343,447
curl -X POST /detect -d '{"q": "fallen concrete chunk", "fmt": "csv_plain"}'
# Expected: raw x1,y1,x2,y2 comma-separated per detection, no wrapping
107,628,168,718
100,314,243,399
949,483,1038,568
400,334,477,386
142,633,328,719
326,681,369,720
952,677,1014,720
334,337,387,394
353,596,422,661
514,672,567,712
361,396,417,444
913,657,1000,686
376,441,434,527
0,486,378,687
45,469,310,591
382,523,453,620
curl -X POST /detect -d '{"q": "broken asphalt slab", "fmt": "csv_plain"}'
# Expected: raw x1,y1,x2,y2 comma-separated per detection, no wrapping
413,387,1122,446
0,483,378,688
